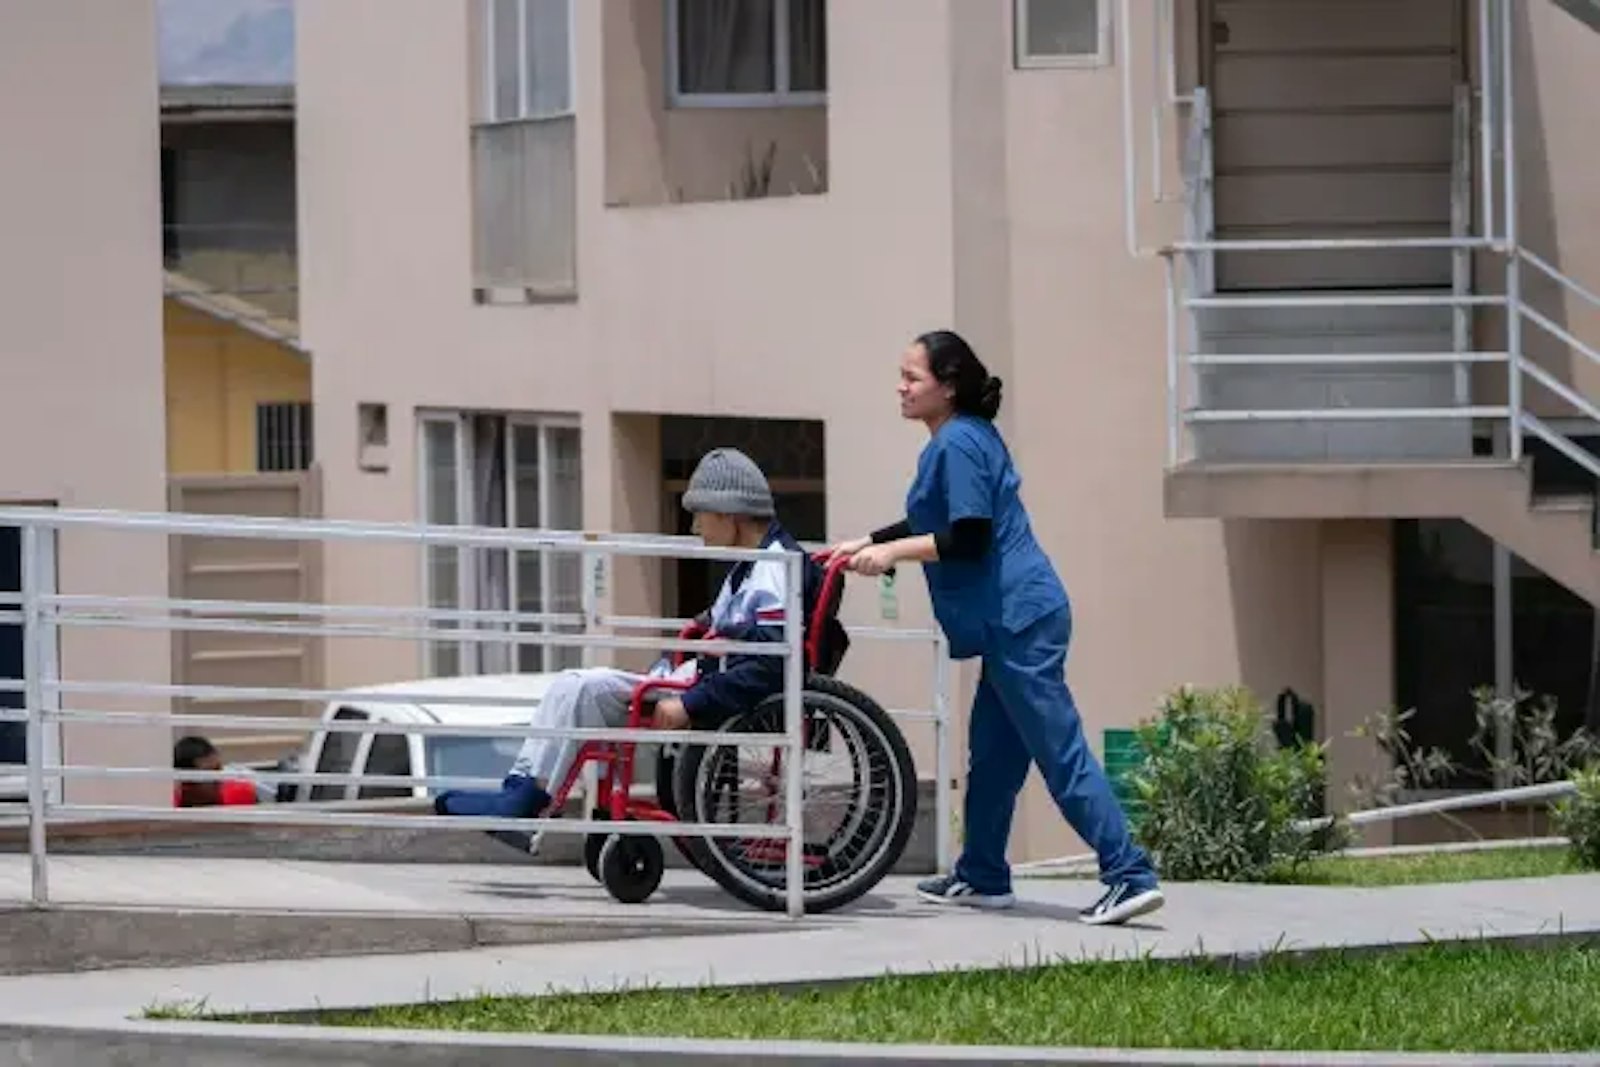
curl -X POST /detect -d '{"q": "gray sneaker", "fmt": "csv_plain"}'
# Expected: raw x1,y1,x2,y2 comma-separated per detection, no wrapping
915,873,1015,910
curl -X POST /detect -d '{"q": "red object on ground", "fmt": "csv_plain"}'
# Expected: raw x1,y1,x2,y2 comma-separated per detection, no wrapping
173,779,261,807
218,779,259,805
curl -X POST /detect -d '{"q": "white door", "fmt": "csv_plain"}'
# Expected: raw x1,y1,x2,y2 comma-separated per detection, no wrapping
1204,0,1466,290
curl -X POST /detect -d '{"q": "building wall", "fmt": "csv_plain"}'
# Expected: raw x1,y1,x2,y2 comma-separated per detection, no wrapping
298,0,958,697
301,0,1578,861
990,0,1340,859
165,301,312,475
602,0,828,206
0,0,170,805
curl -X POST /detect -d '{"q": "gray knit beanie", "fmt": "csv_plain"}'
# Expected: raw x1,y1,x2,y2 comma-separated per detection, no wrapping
682,448,775,518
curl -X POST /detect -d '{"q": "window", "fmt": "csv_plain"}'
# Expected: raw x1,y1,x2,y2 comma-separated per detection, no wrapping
472,0,577,296
256,402,313,472
1015,0,1111,69
420,412,584,677
311,707,365,801
669,0,827,106
481,0,573,121
359,732,415,800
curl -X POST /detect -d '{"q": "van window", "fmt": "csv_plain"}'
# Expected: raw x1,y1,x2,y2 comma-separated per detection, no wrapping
311,707,365,800
359,732,414,800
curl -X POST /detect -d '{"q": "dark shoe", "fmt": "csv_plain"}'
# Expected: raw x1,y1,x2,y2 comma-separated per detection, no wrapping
434,775,551,819
1080,881,1165,926
915,872,1015,910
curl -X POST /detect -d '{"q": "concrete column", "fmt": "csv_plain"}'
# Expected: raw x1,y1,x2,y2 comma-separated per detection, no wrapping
1320,520,1396,846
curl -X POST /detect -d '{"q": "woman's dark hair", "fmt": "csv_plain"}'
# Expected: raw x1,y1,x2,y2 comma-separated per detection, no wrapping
916,329,1003,420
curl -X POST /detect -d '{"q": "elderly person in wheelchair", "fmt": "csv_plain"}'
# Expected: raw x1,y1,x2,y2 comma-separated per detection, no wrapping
434,447,825,824
435,447,915,914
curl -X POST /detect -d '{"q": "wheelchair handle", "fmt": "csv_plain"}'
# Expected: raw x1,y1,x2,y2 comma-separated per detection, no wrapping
811,549,894,579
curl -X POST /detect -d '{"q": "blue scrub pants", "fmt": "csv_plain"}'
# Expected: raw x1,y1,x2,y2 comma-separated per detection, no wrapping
954,604,1158,895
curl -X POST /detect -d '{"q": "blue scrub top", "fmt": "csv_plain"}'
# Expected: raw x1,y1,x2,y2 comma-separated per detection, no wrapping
906,415,1067,659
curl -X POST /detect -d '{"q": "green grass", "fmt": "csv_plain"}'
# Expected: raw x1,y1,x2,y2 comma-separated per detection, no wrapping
211,942,1600,1053
1269,845,1582,887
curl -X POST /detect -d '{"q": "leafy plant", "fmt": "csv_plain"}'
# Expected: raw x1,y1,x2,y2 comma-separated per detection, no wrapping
1348,687,1600,839
1466,686,1600,790
1128,685,1344,882
727,140,778,199
1346,705,1457,810
1553,767,1600,870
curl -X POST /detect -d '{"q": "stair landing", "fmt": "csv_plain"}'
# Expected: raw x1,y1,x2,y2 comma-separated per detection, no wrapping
1166,460,1600,605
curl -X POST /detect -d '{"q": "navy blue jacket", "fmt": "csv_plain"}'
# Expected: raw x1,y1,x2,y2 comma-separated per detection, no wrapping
679,522,824,729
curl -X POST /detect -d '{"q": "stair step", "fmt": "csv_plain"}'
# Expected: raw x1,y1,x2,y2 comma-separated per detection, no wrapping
1531,496,1594,515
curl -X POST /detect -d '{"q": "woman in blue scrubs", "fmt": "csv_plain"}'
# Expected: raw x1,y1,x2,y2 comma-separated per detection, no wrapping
828,330,1163,926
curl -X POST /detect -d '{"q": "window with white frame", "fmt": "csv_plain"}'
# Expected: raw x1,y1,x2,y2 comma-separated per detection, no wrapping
1014,0,1111,68
472,0,577,295
669,0,827,106
420,412,584,677
480,0,573,121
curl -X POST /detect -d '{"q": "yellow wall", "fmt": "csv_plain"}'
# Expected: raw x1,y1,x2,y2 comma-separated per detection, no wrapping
164,299,311,474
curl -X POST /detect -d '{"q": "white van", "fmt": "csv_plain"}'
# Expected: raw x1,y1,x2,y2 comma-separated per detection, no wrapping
288,673,560,804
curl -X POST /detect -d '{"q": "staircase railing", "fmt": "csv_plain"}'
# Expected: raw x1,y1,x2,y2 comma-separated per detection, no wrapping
1451,84,1475,407
1160,0,1600,483
1513,250,1600,480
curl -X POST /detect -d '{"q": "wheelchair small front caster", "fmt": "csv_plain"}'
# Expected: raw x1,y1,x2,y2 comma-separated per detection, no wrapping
583,833,607,882
598,833,665,905
582,810,611,882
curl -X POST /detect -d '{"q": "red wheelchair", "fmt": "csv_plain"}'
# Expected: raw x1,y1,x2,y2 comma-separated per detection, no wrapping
546,554,918,914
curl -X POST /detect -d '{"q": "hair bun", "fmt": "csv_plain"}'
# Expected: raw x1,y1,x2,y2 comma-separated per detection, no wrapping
978,376,1004,419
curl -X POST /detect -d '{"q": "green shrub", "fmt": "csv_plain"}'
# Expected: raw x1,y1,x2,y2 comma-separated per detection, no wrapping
1553,768,1600,871
1127,685,1345,882
1349,689,1600,841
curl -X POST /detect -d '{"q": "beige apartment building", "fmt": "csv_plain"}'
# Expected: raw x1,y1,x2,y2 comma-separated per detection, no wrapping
0,0,172,805
287,0,1600,861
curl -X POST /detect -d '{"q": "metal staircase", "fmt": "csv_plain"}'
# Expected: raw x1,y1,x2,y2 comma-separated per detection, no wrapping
1140,0,1600,608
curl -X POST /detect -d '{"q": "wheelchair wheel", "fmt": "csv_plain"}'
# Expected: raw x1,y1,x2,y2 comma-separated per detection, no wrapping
671,675,917,915
654,745,713,875
598,833,665,905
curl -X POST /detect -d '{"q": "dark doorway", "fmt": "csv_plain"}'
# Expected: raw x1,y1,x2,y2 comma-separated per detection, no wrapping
0,527,24,765
1395,432,1600,787
660,416,827,620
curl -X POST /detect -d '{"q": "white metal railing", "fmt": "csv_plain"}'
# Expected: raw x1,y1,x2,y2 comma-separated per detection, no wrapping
1151,0,1600,477
0,507,952,920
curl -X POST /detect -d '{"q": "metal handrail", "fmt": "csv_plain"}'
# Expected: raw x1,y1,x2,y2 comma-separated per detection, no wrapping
0,508,954,920
1522,247,1600,315
1168,236,1496,254
1185,406,1509,424
1523,412,1600,480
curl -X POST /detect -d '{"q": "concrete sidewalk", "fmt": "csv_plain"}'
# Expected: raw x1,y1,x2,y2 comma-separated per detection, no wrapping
0,855,1595,1026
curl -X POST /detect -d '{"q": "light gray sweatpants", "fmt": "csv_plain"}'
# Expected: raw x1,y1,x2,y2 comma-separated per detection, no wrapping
508,668,646,791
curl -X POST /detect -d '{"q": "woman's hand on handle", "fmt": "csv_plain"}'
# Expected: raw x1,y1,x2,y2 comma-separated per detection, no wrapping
825,536,871,568
847,543,899,577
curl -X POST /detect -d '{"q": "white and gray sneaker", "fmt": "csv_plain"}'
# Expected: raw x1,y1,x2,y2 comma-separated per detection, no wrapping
1080,881,1164,926
915,873,1016,910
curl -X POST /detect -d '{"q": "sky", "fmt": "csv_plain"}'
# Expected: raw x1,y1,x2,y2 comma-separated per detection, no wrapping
159,0,294,86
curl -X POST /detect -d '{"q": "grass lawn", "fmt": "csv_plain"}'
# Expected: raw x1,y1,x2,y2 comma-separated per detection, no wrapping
211,942,1600,1053
1270,844,1581,887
